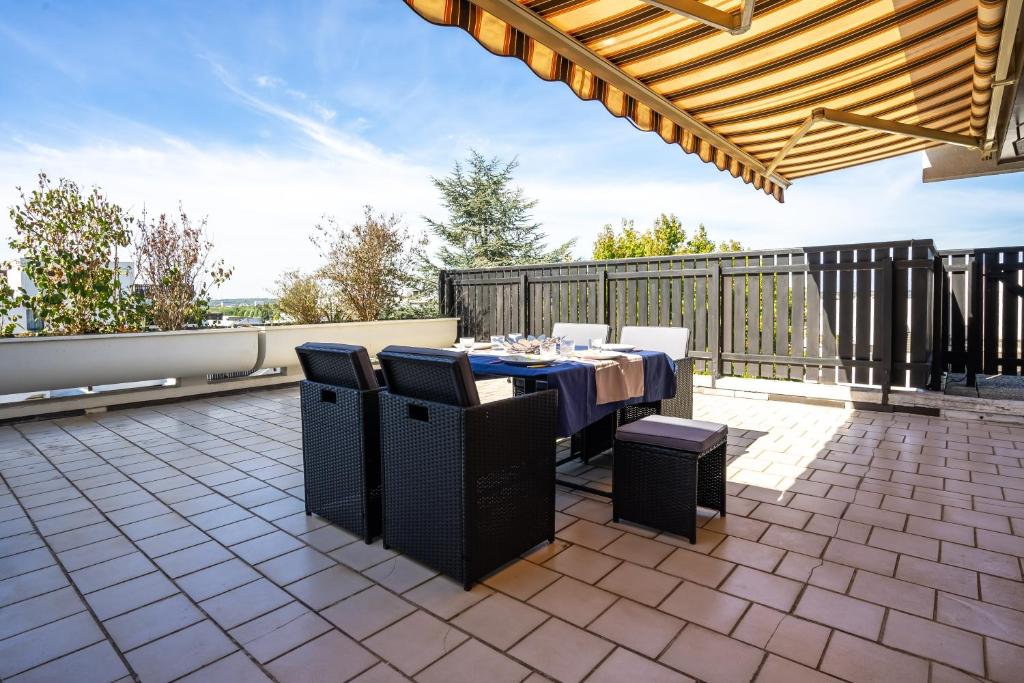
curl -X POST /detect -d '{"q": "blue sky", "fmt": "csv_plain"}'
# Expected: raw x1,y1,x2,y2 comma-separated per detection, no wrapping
1,0,1022,297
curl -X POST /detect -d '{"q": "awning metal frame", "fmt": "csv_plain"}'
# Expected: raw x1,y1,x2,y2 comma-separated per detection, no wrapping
644,0,755,35
984,0,1023,150
474,0,789,187
766,108,985,175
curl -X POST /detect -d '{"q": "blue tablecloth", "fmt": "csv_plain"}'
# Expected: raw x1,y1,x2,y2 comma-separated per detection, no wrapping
469,350,676,438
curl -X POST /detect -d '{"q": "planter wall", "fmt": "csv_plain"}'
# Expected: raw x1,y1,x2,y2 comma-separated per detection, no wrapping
260,318,457,369
0,328,259,395
0,318,458,397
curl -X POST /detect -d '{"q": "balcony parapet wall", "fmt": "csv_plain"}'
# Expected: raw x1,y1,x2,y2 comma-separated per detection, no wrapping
0,318,458,421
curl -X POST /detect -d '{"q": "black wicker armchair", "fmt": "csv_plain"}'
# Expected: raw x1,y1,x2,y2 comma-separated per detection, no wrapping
377,346,558,589
296,343,383,543
617,326,694,425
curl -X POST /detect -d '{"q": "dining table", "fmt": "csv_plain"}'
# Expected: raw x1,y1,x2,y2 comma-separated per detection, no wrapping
465,345,678,497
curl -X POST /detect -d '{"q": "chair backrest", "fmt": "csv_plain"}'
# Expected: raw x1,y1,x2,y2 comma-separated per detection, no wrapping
376,345,481,407
619,326,690,360
295,343,379,390
551,322,610,347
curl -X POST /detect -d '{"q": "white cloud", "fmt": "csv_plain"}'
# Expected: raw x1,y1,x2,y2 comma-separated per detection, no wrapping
253,74,283,88
1,127,1020,300
0,138,442,298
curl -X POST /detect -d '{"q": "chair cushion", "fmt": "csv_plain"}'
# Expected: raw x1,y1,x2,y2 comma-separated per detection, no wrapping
295,343,379,390
377,345,481,407
616,415,726,453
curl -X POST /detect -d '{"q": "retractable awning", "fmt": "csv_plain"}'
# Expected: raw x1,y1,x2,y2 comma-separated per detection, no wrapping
406,0,1019,202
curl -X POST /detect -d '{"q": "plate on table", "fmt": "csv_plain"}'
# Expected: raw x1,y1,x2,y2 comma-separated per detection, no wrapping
497,354,556,367
576,350,623,360
601,343,635,352
454,342,494,351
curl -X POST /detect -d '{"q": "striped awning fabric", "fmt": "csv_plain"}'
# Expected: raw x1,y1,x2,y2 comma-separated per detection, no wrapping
406,0,1011,202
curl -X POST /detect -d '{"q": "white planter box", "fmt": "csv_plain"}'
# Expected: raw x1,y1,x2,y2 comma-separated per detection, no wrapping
260,318,458,369
0,318,459,398
0,328,260,394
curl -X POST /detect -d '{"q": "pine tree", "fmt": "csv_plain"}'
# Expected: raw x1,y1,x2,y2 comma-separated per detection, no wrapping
424,151,575,269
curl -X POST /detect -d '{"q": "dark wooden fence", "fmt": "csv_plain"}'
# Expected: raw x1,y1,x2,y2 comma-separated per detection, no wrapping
936,247,1024,383
439,240,940,390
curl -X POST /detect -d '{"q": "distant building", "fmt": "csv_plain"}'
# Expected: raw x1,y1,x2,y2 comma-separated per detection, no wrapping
3,259,137,334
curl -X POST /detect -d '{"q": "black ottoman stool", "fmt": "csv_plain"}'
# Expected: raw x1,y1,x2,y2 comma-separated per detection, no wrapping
613,416,728,543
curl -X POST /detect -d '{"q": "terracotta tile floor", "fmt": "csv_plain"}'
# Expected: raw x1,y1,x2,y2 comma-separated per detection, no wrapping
1,379,1023,682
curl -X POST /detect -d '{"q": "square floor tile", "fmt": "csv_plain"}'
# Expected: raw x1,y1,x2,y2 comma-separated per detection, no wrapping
509,617,614,683
403,575,491,620
321,586,415,640
659,624,764,683
528,576,617,627
588,598,684,658
103,594,204,652
364,611,468,676
230,602,332,664
452,593,548,650
266,630,378,683
597,562,680,607
177,559,260,602
125,620,237,683
417,639,530,683
286,565,371,610
200,578,292,630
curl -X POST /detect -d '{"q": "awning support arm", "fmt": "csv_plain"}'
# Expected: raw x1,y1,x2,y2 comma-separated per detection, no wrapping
644,0,755,35
766,108,984,175
983,0,1023,149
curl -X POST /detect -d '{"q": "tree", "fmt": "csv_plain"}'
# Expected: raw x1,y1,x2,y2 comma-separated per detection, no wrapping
134,207,232,330
592,214,743,258
273,270,335,324
313,206,423,321
7,173,147,335
422,150,575,272
0,261,20,336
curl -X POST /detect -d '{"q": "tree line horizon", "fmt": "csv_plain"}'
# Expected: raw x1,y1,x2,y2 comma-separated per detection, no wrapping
0,151,741,334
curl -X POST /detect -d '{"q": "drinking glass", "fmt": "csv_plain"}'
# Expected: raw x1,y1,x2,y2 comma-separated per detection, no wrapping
459,337,475,350
490,335,505,349
589,337,604,350
559,338,574,356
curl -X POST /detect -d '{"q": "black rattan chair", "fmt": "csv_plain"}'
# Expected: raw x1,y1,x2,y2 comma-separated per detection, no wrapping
617,326,694,425
296,343,382,543
377,345,558,589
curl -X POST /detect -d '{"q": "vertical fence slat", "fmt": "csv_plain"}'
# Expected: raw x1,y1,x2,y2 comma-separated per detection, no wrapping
820,250,838,385
721,258,734,377
733,257,745,377
790,253,806,381
837,249,854,383
891,245,910,388
760,254,774,378
909,243,932,388
854,248,872,385
746,255,759,377
695,259,708,374
949,253,968,373
806,251,822,382
1001,251,1018,375
776,254,790,380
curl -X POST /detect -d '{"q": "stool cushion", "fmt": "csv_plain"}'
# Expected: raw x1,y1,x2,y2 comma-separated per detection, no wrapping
616,415,727,453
